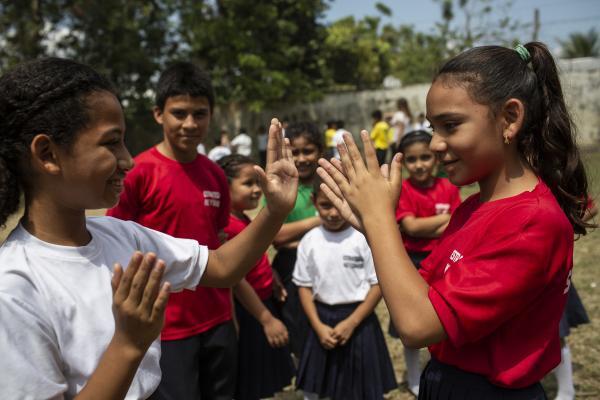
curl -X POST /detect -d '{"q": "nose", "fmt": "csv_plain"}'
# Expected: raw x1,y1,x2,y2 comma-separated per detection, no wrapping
183,114,197,129
429,132,446,154
117,145,135,172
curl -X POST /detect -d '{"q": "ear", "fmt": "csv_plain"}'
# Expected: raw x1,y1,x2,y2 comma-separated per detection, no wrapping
30,134,62,175
152,106,164,125
500,98,525,143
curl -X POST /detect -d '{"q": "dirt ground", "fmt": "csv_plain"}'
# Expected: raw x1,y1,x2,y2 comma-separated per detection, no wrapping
1,150,599,399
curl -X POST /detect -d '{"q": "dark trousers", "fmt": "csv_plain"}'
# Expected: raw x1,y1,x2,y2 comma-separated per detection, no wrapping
376,148,387,166
155,321,238,400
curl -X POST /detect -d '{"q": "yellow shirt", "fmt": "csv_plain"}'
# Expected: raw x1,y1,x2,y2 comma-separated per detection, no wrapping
325,128,336,148
370,121,391,150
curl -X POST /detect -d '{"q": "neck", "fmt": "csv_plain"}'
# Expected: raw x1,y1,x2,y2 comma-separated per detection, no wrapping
231,209,247,220
157,141,197,163
410,176,435,189
478,156,538,203
23,195,90,246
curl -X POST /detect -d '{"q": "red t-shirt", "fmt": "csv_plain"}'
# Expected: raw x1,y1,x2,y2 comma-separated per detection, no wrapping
107,147,231,340
419,180,573,388
224,214,273,301
395,178,461,252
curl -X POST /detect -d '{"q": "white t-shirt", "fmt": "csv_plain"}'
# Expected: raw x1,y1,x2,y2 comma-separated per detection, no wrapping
207,145,232,162
292,226,377,305
231,133,252,156
0,217,208,400
391,111,411,143
331,129,348,159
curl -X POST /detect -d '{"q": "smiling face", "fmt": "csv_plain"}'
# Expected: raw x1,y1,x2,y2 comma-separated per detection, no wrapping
229,164,262,212
402,141,436,187
290,135,320,183
154,94,211,162
426,79,505,187
53,90,133,209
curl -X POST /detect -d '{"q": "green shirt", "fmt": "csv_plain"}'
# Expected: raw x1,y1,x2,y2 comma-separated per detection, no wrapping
263,183,316,222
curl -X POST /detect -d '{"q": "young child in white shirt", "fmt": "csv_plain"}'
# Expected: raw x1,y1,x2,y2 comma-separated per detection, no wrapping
292,178,396,400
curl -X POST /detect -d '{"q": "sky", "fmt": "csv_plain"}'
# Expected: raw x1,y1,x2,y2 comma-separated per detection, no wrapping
323,0,600,53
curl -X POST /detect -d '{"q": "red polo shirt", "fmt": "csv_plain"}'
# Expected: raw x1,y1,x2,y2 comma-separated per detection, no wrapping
420,180,573,387
107,147,232,341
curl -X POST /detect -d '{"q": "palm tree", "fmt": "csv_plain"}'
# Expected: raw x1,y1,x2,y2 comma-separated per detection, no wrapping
559,28,599,58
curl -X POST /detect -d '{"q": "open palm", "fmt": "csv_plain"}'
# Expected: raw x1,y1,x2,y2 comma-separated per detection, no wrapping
255,118,299,216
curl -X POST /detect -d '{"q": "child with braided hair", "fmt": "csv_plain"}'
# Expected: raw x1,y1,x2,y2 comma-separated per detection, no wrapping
0,58,298,400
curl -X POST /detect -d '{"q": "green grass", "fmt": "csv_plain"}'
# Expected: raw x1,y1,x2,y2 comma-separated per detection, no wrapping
1,151,599,399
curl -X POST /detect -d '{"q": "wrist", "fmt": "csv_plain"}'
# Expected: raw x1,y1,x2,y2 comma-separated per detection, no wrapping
362,205,395,231
259,311,275,326
109,335,146,363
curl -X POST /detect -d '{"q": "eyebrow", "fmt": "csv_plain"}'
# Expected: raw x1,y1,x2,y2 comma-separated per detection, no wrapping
426,112,465,122
100,128,123,138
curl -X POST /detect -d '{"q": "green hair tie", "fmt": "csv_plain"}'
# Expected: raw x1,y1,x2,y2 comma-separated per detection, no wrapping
514,44,531,63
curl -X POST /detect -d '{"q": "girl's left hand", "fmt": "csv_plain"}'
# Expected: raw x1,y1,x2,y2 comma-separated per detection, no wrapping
317,130,402,232
255,118,298,218
263,315,289,348
332,318,357,346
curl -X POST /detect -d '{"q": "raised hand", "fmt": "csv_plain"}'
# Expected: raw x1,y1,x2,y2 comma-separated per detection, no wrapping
255,118,299,217
111,251,170,354
317,130,402,232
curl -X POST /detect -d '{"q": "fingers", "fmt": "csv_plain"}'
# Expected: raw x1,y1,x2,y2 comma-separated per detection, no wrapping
128,253,157,305
253,165,268,192
139,259,166,318
114,251,143,302
266,118,282,168
316,165,344,199
337,138,356,182
283,137,293,163
317,159,350,196
360,130,380,172
389,152,403,204
150,282,171,321
342,132,367,175
111,263,123,294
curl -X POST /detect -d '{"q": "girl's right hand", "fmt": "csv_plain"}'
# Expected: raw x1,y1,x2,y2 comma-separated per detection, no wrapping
317,131,402,232
262,316,289,348
110,252,171,356
315,323,338,350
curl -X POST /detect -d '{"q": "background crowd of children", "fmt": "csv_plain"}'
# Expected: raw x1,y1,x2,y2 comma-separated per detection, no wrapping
0,41,597,400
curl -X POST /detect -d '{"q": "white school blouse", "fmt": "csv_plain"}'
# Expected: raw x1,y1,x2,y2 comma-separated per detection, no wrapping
0,217,208,400
292,226,377,305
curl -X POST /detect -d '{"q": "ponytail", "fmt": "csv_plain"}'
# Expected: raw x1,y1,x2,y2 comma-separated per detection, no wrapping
0,156,21,227
523,42,591,235
435,42,593,235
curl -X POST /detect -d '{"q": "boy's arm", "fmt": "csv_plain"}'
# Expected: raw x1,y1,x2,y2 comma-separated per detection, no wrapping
400,214,451,238
233,279,288,347
332,284,382,345
201,119,298,287
272,217,321,247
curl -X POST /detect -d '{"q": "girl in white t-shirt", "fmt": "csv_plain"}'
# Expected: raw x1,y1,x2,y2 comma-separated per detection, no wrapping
0,58,298,400
292,180,396,400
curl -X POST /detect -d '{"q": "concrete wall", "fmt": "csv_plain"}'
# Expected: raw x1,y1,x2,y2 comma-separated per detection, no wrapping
212,57,600,145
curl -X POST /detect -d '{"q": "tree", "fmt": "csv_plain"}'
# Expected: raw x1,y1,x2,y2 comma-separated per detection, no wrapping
559,29,600,58
176,0,330,112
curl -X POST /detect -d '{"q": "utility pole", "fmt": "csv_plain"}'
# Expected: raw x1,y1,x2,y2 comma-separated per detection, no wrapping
533,8,540,41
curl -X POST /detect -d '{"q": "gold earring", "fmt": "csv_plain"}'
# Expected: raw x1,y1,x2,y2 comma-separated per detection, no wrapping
504,135,511,145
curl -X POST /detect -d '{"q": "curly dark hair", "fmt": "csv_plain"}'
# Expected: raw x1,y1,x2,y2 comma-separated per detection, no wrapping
285,121,324,152
435,42,593,235
0,57,116,227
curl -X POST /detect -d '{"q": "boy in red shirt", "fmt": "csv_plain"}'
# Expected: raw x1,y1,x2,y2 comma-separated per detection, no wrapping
108,62,235,399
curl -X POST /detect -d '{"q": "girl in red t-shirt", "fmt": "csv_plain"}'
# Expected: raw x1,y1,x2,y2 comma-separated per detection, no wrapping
218,154,295,400
317,42,595,399
390,130,461,396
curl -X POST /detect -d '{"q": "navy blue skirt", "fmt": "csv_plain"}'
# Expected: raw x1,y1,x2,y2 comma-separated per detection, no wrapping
235,297,295,400
559,284,590,338
272,247,309,357
296,302,397,400
419,358,547,400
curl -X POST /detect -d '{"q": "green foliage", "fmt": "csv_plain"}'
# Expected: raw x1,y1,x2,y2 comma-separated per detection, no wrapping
559,29,600,58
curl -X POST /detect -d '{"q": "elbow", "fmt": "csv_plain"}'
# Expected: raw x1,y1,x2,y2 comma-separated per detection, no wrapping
393,320,439,349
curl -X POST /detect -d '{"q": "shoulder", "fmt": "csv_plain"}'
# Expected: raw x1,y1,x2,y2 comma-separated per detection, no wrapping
196,154,228,181
299,226,323,246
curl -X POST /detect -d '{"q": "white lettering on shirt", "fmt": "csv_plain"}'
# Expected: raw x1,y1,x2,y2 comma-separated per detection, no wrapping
444,250,464,274
435,203,451,215
203,191,221,208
